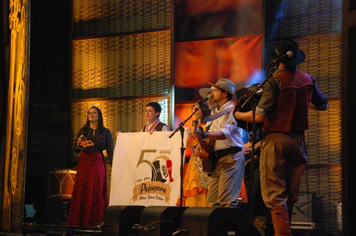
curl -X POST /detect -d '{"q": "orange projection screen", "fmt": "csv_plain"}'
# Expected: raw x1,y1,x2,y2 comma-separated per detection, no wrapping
173,0,263,131
174,35,262,102
175,0,262,41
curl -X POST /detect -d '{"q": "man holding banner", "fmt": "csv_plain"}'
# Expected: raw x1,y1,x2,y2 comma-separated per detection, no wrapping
194,78,245,208
111,101,181,206
142,102,170,133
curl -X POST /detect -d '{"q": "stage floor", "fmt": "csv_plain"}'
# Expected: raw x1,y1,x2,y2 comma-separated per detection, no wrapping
22,224,101,236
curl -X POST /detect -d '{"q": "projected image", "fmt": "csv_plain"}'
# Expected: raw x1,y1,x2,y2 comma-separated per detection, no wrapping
175,0,262,41
175,36,262,101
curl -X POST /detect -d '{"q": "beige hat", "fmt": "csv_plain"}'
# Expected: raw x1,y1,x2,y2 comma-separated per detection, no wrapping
199,88,214,99
208,78,236,99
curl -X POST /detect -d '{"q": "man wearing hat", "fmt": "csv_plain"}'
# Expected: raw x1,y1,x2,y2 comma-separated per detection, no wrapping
194,78,245,208
199,87,218,126
234,39,328,235
199,87,216,112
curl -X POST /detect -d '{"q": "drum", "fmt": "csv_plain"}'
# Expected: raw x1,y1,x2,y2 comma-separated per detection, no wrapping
48,169,76,201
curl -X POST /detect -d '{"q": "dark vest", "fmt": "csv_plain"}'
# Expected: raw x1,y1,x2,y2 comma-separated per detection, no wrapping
142,122,166,132
264,70,314,132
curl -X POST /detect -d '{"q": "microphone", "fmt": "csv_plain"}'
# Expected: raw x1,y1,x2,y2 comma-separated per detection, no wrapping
272,51,294,63
75,135,84,149
195,94,213,106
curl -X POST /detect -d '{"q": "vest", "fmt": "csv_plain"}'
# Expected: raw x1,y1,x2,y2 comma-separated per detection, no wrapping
142,122,166,132
264,70,314,133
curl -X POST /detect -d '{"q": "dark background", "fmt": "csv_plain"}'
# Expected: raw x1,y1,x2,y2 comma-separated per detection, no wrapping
0,0,355,234
25,0,71,223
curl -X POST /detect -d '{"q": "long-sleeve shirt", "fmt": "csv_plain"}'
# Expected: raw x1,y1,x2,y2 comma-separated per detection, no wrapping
208,101,245,151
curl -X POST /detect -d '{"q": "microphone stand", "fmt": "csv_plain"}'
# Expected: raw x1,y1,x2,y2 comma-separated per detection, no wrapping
240,62,279,219
169,107,200,207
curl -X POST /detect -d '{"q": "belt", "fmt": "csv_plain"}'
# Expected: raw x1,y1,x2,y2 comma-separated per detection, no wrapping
214,146,242,159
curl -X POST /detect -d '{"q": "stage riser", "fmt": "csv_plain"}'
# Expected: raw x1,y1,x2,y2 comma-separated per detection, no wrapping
103,205,145,236
180,207,261,236
102,206,260,236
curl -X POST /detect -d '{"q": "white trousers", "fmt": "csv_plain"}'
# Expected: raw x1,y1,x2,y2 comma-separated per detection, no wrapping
208,151,245,207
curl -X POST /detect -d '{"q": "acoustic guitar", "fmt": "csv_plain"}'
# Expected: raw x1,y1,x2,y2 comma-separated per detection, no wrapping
243,139,261,170
193,120,215,173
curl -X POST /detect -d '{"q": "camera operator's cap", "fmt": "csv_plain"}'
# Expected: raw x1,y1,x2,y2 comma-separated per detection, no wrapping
208,78,237,99
269,38,305,65
199,88,214,99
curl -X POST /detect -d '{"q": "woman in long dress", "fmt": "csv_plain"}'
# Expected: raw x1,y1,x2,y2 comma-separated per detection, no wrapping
67,106,114,226
179,101,212,206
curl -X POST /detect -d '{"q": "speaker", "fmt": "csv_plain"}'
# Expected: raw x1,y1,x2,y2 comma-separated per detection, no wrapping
291,192,316,230
180,207,261,236
102,205,146,236
138,206,188,236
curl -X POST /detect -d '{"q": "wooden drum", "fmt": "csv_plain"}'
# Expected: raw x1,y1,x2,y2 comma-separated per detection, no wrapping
48,169,76,201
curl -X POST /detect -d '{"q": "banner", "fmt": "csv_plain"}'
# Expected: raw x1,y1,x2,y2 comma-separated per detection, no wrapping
109,131,186,206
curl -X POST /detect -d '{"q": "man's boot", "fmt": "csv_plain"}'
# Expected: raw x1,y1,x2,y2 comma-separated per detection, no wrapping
271,206,292,236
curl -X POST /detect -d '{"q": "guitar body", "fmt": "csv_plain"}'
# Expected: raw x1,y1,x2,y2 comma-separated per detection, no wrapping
193,120,215,173
199,140,215,173
243,140,261,174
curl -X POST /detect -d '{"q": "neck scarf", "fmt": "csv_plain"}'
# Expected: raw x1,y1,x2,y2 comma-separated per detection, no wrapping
145,118,161,132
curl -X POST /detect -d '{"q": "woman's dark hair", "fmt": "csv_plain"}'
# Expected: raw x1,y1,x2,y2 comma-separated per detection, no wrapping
193,101,211,119
82,106,105,132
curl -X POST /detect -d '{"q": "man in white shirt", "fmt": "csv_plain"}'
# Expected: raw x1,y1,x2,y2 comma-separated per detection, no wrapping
194,78,245,208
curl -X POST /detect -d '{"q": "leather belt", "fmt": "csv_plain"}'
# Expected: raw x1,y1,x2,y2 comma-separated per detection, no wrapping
214,146,242,159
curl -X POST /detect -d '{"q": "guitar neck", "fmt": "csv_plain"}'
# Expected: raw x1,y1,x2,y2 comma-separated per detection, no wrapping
244,140,261,151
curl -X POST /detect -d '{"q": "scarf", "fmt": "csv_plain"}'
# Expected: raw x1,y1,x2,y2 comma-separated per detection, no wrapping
145,118,161,132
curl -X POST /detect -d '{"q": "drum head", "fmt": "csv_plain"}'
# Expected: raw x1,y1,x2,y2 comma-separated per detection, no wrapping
48,169,77,201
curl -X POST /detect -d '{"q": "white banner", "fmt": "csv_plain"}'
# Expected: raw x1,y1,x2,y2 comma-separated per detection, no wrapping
109,131,186,206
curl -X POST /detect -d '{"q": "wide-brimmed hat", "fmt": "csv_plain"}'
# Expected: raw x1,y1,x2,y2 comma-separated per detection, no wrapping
199,88,214,99
269,39,305,65
208,78,236,99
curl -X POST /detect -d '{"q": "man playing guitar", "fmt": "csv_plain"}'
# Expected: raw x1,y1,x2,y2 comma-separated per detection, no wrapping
193,78,245,208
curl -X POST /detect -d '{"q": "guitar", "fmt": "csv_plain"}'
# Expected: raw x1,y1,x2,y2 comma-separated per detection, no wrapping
243,140,261,169
244,140,261,152
193,120,215,173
